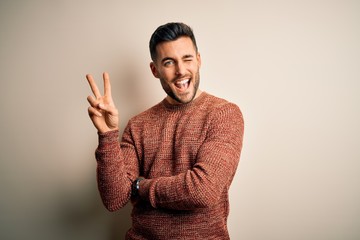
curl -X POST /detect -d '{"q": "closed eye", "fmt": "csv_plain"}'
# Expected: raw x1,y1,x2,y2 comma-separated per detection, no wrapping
183,54,194,62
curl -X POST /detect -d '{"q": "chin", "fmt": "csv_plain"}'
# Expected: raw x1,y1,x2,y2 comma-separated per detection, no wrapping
177,92,197,104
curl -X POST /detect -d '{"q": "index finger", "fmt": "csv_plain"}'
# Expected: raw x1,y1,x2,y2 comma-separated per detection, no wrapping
86,74,101,98
103,72,112,97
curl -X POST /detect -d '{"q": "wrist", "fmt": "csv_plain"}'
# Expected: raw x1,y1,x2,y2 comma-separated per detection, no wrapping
98,126,119,134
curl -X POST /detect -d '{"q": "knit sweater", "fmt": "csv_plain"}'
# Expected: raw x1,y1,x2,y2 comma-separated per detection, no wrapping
95,92,244,239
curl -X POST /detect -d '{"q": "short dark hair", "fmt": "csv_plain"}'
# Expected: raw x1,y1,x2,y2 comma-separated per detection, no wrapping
149,22,198,61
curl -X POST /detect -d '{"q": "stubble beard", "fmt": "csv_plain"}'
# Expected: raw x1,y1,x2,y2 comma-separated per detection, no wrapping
161,70,200,105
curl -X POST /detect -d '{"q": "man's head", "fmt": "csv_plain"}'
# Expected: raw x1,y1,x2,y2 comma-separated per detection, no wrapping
149,23,202,105
149,22,198,62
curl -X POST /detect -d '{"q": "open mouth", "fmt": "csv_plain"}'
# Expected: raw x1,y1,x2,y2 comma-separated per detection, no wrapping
174,79,190,91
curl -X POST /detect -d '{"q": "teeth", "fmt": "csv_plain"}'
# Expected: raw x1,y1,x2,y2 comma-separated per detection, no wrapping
178,79,189,84
175,79,190,88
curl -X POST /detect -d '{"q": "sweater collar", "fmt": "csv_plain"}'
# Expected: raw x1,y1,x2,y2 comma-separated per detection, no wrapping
162,92,208,110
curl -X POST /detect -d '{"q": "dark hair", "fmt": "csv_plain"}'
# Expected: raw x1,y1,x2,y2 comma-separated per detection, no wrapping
149,22,198,61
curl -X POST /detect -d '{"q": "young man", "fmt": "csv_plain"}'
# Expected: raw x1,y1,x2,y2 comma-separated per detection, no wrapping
86,22,244,239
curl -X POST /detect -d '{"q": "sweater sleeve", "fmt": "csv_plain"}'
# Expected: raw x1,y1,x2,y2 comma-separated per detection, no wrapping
138,103,244,210
95,127,139,211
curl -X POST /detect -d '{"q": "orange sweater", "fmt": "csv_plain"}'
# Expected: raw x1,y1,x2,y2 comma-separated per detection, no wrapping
95,92,244,239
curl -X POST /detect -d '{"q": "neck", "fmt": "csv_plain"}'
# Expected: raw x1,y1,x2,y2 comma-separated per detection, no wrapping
166,89,203,105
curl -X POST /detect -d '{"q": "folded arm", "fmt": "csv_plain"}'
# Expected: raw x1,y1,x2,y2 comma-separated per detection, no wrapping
138,104,244,210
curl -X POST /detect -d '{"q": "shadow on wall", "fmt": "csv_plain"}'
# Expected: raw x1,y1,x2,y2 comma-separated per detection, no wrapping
57,178,132,240
108,204,133,239
111,54,160,132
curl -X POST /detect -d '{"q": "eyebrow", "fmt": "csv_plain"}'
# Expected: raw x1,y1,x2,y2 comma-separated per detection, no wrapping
183,54,194,59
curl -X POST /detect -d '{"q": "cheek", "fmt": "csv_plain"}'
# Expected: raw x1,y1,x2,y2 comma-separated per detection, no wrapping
161,70,175,81
188,62,200,72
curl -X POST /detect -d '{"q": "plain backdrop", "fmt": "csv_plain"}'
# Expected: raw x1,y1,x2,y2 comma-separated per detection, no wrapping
1,0,359,239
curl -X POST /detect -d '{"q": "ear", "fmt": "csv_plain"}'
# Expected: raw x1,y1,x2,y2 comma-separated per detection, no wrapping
150,62,159,78
196,52,202,68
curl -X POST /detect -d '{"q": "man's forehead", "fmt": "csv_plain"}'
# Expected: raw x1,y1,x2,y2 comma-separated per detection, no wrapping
156,37,197,57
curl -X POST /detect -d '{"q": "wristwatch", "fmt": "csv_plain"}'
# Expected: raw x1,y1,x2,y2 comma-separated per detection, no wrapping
131,177,144,197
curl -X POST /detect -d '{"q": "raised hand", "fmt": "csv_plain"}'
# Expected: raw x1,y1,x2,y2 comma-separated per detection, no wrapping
86,72,119,133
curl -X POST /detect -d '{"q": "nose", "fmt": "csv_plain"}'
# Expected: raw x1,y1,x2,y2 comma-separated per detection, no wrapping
175,62,185,76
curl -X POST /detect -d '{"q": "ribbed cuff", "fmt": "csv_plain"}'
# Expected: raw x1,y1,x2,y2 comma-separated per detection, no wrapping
98,130,119,147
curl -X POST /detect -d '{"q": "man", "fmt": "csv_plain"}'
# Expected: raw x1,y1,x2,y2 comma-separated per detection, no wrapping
86,22,244,239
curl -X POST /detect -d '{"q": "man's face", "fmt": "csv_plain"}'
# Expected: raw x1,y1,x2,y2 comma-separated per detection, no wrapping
150,36,202,105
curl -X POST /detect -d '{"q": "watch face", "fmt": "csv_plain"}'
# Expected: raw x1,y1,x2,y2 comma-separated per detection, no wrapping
131,179,138,197
136,179,140,190
132,178,144,197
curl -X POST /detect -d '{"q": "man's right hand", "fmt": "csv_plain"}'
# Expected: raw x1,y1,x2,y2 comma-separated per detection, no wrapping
86,72,119,133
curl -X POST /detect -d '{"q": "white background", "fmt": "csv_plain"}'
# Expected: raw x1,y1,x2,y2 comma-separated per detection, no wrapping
1,0,359,239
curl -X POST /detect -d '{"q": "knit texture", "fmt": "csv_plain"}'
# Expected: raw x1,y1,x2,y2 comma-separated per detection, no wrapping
95,92,244,239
